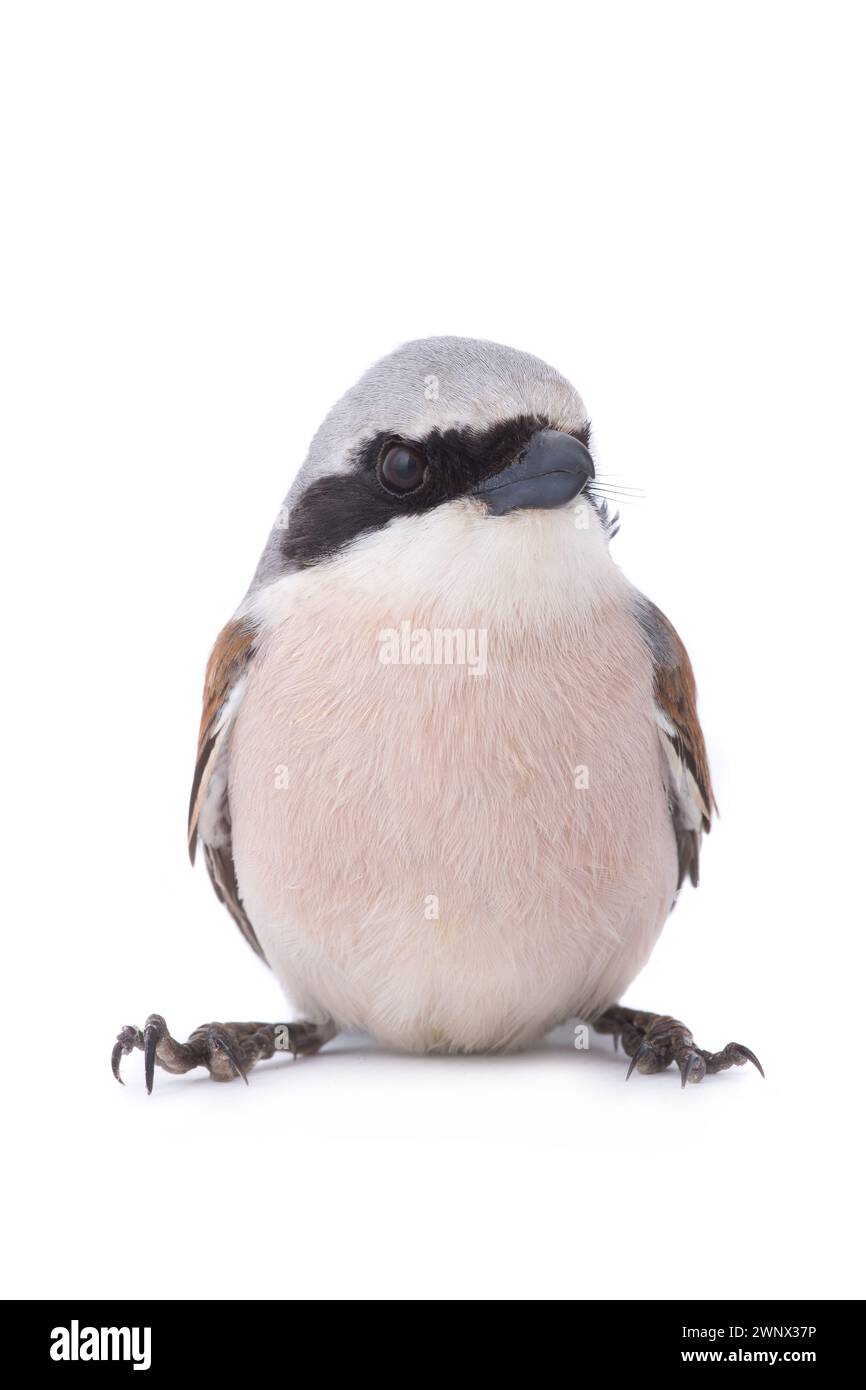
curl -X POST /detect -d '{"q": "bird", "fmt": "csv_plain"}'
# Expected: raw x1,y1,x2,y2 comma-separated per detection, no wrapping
112,336,761,1091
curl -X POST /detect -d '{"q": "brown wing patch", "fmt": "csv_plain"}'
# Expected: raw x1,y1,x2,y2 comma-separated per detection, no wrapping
651,611,715,829
636,598,715,890
187,614,265,960
187,616,256,862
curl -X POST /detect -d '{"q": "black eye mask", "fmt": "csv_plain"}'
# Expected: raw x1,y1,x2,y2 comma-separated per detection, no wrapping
280,414,593,570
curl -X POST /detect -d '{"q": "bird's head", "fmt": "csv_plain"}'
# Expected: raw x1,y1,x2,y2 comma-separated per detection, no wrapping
252,338,618,610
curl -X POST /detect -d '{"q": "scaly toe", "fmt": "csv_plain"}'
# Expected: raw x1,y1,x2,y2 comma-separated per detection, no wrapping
190,1024,248,1083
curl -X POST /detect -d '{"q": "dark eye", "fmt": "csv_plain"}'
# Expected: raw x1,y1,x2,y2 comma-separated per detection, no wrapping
378,443,427,495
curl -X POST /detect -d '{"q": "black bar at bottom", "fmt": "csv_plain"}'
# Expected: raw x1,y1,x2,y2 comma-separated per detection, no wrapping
1,1298,859,1373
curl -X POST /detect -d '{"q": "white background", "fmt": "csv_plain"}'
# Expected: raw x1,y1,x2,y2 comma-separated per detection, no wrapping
2,2,864,1301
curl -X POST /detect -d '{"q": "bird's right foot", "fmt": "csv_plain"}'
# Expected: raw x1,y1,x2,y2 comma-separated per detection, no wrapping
111,1014,336,1092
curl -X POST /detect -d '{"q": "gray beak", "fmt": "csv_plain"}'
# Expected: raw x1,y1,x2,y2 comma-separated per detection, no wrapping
470,429,595,515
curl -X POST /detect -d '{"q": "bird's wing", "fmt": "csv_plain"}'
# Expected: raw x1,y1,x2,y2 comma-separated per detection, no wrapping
636,597,716,889
187,615,265,959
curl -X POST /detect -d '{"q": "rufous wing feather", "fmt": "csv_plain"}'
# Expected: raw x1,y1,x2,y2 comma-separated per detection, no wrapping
637,598,716,890
187,616,265,959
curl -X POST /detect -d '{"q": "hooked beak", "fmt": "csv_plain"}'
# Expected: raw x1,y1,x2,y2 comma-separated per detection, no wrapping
470,428,594,515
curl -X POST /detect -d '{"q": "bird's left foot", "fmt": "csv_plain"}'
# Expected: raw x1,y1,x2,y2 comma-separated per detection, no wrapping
592,1005,763,1087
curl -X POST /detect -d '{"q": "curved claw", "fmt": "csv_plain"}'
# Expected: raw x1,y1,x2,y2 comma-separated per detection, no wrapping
143,1014,167,1095
210,1029,248,1085
733,1044,765,1078
111,1025,141,1085
143,1026,157,1095
625,1041,653,1080
679,1051,706,1088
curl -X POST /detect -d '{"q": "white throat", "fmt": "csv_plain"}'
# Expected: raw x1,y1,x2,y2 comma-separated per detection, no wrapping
248,497,625,635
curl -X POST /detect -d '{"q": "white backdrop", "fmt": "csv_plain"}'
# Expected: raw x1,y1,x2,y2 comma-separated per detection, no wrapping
2,1,863,1300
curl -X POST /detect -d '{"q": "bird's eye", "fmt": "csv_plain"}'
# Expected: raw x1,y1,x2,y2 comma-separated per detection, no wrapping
378,443,427,495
